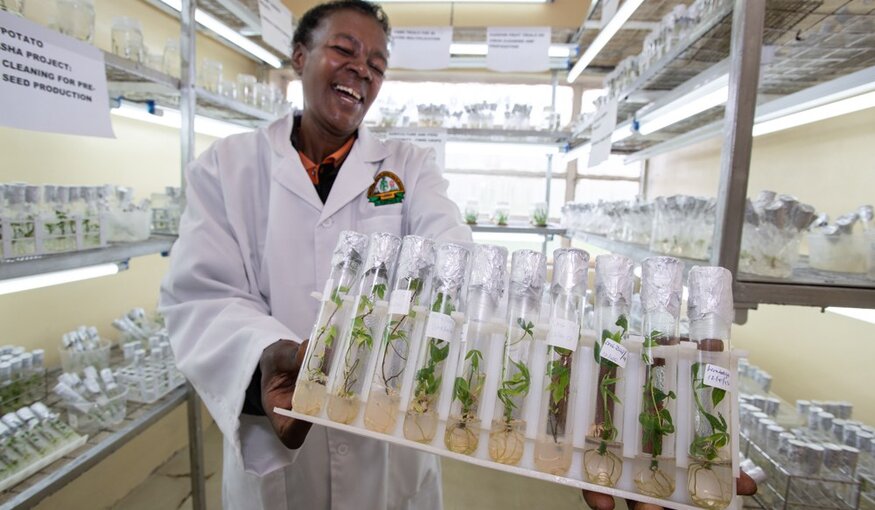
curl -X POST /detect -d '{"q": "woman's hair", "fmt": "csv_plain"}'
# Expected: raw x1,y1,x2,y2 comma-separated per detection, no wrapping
293,0,391,48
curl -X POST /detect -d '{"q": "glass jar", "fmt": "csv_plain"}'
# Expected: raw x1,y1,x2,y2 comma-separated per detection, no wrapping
111,16,145,63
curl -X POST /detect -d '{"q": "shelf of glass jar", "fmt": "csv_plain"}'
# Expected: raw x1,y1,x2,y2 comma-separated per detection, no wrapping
463,202,566,235
369,126,572,146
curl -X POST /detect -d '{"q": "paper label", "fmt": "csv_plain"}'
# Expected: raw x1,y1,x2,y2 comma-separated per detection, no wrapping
546,318,579,351
486,27,551,73
588,96,618,168
703,363,731,391
321,279,335,302
389,27,452,70
383,128,447,171
0,11,113,138
600,339,628,368
258,0,293,56
425,312,455,342
388,290,413,315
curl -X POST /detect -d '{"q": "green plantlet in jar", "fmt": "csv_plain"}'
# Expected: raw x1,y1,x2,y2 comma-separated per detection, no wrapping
689,362,729,464
592,314,627,455
545,346,572,442
639,330,676,467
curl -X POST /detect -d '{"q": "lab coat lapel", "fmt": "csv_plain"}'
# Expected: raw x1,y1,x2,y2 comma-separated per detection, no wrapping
269,114,323,212
318,125,390,223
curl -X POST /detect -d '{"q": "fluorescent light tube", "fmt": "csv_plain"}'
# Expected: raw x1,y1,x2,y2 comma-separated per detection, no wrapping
567,0,645,83
0,263,121,295
158,0,283,68
753,90,875,137
111,101,253,138
450,42,573,58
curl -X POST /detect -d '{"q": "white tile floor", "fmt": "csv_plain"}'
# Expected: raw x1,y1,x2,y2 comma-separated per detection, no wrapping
112,423,628,510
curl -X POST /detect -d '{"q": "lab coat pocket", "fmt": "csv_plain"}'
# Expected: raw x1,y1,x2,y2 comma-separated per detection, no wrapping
357,212,403,236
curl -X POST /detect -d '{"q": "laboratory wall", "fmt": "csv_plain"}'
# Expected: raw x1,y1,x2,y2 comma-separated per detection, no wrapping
645,107,875,425
0,0,258,507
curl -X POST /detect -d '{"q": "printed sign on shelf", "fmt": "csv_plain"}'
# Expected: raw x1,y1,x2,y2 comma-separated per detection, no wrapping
546,318,580,351
388,290,413,315
0,11,113,137
600,339,628,368
259,0,293,57
588,96,618,168
389,27,452,70
703,363,731,392
425,312,456,342
383,128,447,171
486,27,551,73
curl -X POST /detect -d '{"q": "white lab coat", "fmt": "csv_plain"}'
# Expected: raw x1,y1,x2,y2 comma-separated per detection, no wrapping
159,113,472,509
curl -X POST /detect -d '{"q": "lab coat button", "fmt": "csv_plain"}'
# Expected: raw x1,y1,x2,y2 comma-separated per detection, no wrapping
322,218,334,228
337,443,349,455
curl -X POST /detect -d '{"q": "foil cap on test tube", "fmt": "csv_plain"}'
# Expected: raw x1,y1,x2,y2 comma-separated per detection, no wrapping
687,266,734,341
363,232,402,281
595,254,634,307
469,244,508,299
394,235,436,285
551,248,589,297
432,242,471,297
509,249,546,299
641,256,683,317
331,231,369,272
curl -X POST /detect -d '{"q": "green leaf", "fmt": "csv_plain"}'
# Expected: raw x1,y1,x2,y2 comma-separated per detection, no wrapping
711,388,726,408
374,283,386,300
593,340,601,363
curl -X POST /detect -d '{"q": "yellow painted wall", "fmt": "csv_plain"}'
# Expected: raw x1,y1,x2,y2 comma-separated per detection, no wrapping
646,107,875,425
1,0,258,506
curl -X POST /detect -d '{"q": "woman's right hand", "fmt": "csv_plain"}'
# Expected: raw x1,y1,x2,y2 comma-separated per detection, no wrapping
261,339,312,449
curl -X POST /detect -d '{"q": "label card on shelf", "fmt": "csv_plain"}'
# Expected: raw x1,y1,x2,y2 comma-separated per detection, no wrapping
389,27,452,70
388,290,413,315
546,318,580,351
703,363,731,391
383,128,447,170
588,96,618,167
600,339,628,368
258,0,293,57
425,312,455,342
0,12,113,138
486,27,550,73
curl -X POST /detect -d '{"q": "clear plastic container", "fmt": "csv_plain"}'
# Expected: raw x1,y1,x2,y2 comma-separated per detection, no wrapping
104,209,151,242
808,232,868,273
64,386,128,435
59,341,111,373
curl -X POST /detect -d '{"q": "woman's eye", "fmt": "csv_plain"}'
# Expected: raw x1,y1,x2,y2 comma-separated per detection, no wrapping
369,64,385,77
333,46,353,56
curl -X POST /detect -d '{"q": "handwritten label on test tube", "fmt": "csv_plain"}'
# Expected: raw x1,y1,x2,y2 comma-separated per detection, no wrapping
388,290,413,315
703,364,731,391
600,339,628,368
425,312,456,342
546,318,579,351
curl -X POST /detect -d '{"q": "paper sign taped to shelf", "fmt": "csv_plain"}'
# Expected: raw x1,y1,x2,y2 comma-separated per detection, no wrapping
600,339,628,368
383,128,446,170
388,290,413,315
425,312,456,342
486,27,550,73
588,96,618,167
389,27,452,70
0,11,113,138
546,318,579,351
703,363,731,391
259,0,293,57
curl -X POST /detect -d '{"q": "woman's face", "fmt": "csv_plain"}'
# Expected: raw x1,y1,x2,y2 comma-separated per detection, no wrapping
292,10,389,136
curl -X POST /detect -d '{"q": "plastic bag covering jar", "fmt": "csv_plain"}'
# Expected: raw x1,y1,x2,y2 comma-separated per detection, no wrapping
489,249,546,465
633,256,683,498
686,266,734,509
534,248,589,475
402,242,470,443
364,235,436,433
325,232,401,425
584,254,633,487
444,244,508,455
293,231,369,416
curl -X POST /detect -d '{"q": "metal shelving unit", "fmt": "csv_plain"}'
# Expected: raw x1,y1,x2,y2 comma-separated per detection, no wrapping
471,223,567,236
369,126,572,147
0,386,188,510
0,236,176,280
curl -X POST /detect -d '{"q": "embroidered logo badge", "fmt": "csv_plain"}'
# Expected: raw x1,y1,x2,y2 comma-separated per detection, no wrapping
367,171,405,206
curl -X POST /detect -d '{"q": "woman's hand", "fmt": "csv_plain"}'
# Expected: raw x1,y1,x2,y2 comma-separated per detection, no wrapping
261,339,313,449
582,471,757,509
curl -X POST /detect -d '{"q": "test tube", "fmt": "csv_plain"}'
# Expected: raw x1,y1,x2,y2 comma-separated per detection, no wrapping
632,256,683,498
583,254,633,487
326,232,401,425
293,231,369,416
533,248,588,475
488,249,545,465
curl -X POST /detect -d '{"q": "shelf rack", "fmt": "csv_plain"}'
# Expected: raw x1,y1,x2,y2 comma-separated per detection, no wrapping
0,236,176,281
471,223,567,236
0,386,188,510
369,126,573,147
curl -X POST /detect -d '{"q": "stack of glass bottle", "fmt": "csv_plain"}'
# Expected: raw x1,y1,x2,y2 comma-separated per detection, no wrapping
53,366,129,434
58,326,111,373
0,401,84,486
116,333,185,404
0,346,47,414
